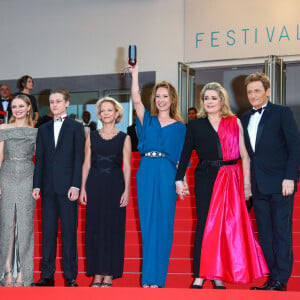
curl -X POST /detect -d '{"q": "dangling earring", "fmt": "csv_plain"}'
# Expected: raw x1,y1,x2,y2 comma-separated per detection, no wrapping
27,111,29,116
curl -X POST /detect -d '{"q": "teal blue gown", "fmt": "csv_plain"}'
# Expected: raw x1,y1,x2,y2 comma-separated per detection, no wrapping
136,110,186,287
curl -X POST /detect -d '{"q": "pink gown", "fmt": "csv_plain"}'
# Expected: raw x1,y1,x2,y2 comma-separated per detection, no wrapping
199,116,268,283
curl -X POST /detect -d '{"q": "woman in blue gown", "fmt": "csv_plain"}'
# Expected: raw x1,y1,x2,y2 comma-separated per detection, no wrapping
129,62,186,287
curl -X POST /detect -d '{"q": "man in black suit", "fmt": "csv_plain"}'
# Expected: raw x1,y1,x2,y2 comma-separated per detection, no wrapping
0,84,12,124
241,73,300,291
76,110,97,136
32,88,85,287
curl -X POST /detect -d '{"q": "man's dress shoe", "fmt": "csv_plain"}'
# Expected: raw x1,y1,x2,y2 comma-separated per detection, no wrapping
31,278,55,287
251,278,273,290
66,279,78,287
252,278,286,291
268,280,287,291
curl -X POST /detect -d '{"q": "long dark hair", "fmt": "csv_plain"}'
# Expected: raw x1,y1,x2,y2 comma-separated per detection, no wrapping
17,75,33,91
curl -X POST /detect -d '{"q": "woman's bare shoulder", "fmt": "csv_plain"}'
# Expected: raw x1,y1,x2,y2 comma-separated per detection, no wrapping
0,124,14,130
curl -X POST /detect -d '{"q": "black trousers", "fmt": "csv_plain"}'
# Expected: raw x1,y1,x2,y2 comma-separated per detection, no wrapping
193,167,218,278
253,186,294,285
41,194,78,281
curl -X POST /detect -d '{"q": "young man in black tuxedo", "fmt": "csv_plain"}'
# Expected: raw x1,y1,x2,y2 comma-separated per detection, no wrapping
32,88,85,287
241,73,300,291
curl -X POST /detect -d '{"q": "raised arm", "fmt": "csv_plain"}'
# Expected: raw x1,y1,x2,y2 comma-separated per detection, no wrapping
120,135,132,207
237,119,251,200
79,134,91,205
129,61,145,125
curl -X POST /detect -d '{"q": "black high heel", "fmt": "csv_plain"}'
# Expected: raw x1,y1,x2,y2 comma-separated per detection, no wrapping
211,280,226,289
191,279,206,289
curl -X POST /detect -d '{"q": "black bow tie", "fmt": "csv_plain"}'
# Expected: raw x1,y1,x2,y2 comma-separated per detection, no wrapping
251,107,264,115
1,99,9,102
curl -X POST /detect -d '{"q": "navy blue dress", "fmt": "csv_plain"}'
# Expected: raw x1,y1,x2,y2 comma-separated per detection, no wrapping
136,110,186,286
85,130,127,279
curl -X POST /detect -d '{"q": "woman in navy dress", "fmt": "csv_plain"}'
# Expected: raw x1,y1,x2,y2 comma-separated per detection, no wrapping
80,97,131,287
129,62,186,287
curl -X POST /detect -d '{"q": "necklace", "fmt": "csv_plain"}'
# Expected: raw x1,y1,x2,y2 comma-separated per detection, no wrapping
99,128,119,141
100,128,117,135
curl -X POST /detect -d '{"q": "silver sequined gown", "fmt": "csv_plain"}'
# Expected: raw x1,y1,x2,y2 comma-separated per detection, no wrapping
0,127,37,286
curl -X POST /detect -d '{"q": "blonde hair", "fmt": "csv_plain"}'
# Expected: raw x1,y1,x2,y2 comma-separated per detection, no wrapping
50,88,70,102
150,81,183,122
96,97,123,123
198,82,234,118
9,94,34,127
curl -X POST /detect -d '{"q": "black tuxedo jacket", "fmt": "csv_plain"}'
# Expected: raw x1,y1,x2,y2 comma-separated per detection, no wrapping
241,102,300,194
0,99,12,120
33,117,85,196
127,123,138,152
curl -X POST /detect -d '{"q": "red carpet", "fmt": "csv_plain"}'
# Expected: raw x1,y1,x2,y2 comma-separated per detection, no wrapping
30,152,300,291
2,287,300,300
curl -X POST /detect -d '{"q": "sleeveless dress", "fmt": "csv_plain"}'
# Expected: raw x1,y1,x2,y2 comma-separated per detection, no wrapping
136,110,186,287
85,130,127,279
199,116,268,283
0,127,37,286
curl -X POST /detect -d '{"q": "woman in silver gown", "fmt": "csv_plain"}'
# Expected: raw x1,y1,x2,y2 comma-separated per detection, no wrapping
0,94,37,287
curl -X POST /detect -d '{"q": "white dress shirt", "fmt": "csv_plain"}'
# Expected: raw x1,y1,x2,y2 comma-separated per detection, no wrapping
1,99,9,111
247,106,266,151
54,114,67,146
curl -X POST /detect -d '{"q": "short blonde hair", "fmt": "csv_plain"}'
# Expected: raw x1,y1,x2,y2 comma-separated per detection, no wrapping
198,82,234,118
96,97,123,123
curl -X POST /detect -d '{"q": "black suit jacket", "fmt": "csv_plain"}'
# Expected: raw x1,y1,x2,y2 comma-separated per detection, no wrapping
0,99,12,121
127,123,138,152
33,117,85,196
241,102,300,194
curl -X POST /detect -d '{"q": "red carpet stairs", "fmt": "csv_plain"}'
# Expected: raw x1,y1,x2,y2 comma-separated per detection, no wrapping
33,152,300,290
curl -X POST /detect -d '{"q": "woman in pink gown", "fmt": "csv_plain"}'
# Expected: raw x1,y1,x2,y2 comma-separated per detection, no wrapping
176,82,268,288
